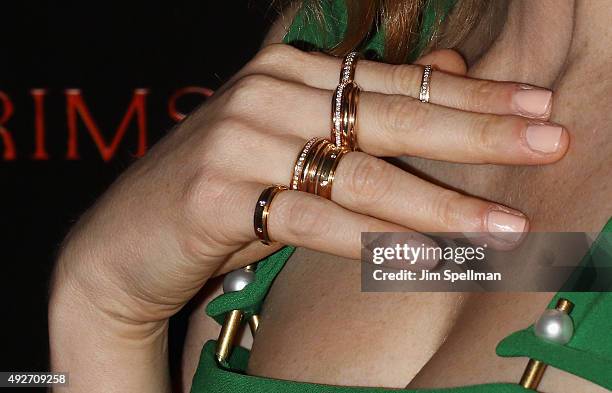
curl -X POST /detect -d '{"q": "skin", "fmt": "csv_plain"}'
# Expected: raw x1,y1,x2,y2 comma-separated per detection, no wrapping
48,1,611,393
241,1,612,393
49,49,558,391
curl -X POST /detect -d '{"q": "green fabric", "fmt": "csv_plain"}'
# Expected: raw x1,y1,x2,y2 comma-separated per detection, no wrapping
192,341,533,393
206,246,296,325
193,0,612,391
496,222,612,390
194,221,612,392
283,0,456,62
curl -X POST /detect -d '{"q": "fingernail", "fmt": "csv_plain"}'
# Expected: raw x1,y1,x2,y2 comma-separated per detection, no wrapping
525,124,563,153
487,210,527,243
513,88,552,117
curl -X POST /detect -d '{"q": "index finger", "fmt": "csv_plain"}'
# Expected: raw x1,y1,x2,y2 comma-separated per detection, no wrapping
242,44,553,120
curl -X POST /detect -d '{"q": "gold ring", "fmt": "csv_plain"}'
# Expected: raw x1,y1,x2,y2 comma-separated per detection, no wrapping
331,81,360,150
419,64,433,103
314,144,349,199
305,141,335,194
296,138,329,192
254,185,288,245
294,138,347,199
291,137,323,190
340,51,361,83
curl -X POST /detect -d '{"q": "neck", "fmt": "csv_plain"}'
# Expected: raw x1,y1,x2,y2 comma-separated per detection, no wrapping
467,0,612,89
458,0,612,233
570,1,612,60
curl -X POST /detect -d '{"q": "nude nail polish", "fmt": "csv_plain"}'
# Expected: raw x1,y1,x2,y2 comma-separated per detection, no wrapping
525,124,563,153
513,88,552,117
487,210,527,243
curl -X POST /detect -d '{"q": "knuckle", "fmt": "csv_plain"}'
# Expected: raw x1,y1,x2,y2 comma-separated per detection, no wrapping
225,74,275,107
465,80,497,111
342,153,393,207
207,117,252,148
180,167,225,222
509,116,529,137
218,117,253,137
431,190,467,229
179,169,229,244
275,194,330,240
223,74,281,117
382,95,424,134
247,44,310,84
254,43,302,66
202,118,263,176
178,175,241,257
387,64,422,95
468,115,504,154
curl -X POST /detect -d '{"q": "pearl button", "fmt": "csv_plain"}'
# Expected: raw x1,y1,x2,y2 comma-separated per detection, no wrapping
223,269,256,293
534,309,574,345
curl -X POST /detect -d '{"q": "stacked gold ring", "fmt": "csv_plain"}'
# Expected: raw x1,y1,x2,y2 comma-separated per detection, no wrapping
281,51,359,210
313,142,349,199
332,81,360,149
290,137,323,190
291,138,348,199
331,52,362,150
254,185,288,245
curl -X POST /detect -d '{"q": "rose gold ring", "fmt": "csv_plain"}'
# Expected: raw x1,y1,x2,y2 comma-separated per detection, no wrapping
419,64,433,103
313,144,349,199
291,137,323,190
340,51,361,83
331,81,360,150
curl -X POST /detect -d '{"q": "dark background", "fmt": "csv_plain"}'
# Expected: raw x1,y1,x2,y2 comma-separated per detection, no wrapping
0,1,273,389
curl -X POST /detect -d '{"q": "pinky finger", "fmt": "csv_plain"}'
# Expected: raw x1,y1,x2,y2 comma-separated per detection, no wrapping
267,189,412,259
222,182,413,260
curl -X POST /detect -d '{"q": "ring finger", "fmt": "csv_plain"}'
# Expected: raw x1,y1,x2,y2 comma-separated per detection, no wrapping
241,44,554,120
224,133,528,247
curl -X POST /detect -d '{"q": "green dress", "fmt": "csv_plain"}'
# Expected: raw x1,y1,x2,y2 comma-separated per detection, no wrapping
190,1,612,391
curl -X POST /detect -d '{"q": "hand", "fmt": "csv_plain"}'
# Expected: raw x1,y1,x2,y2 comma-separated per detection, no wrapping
52,44,568,332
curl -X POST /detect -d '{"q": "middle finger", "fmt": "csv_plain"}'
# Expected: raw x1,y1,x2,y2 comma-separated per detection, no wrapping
243,44,554,119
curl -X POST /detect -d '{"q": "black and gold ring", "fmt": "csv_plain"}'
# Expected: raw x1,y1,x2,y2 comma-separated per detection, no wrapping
253,185,288,245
